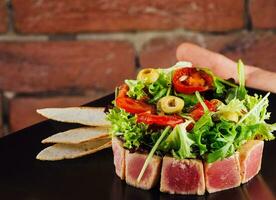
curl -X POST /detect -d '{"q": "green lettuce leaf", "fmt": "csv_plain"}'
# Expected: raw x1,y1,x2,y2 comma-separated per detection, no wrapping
106,108,148,149
172,122,196,159
174,92,198,107
125,80,146,100
191,113,214,155
204,120,237,163
217,98,246,115
206,143,234,163
148,72,171,103
159,121,196,159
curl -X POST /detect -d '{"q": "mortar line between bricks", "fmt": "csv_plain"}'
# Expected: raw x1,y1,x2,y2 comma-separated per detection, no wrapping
0,29,249,49
0,29,275,52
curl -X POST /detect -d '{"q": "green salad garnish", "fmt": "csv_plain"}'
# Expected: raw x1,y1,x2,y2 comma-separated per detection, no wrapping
106,60,275,173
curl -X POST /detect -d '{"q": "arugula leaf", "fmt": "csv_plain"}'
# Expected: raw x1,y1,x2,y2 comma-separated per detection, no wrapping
206,143,233,163
204,120,237,163
191,113,214,155
106,108,148,149
125,80,146,100
234,124,253,148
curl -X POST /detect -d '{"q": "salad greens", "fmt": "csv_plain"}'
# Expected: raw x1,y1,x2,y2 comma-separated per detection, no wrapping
125,80,146,100
107,60,275,165
106,107,148,149
148,72,171,103
137,126,171,183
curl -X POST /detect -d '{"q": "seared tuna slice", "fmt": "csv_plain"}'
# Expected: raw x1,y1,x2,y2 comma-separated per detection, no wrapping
112,137,125,180
125,150,162,190
204,153,241,193
160,156,205,195
239,140,264,184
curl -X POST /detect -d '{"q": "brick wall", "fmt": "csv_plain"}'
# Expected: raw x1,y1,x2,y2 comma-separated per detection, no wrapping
0,0,275,135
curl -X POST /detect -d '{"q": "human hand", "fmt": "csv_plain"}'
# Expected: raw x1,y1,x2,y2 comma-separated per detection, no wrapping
176,43,276,93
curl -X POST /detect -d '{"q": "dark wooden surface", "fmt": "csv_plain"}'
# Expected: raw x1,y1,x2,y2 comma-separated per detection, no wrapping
0,91,275,200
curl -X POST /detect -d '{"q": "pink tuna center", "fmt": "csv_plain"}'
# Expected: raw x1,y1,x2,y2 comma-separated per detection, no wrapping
166,162,200,192
128,157,152,181
207,158,240,189
245,146,262,180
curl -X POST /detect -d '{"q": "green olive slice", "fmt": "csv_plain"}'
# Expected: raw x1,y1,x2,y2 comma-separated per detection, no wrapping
158,96,184,114
137,68,159,84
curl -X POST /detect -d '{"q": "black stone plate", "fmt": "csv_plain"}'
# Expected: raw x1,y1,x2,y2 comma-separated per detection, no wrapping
0,90,275,200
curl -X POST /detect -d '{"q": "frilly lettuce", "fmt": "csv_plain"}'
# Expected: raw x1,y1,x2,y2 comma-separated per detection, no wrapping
125,80,146,100
106,107,148,149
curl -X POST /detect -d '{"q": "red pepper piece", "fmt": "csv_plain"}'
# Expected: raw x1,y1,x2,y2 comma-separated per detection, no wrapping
173,68,213,94
137,112,184,127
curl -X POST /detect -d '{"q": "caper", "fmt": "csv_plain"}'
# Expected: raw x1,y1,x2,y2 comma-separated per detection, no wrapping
220,111,239,122
158,96,184,114
137,68,159,84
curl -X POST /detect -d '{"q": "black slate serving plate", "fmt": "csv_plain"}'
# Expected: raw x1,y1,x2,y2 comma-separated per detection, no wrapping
0,90,275,200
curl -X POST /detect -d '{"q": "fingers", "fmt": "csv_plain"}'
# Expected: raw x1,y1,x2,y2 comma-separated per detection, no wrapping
176,42,276,92
176,43,238,80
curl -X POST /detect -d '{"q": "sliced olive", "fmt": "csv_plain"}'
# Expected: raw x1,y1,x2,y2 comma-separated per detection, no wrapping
158,96,184,114
220,111,239,122
137,68,159,84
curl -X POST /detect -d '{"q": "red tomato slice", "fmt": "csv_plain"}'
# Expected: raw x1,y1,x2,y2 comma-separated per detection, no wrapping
116,97,155,114
116,84,154,114
137,113,184,127
190,100,217,121
173,68,213,94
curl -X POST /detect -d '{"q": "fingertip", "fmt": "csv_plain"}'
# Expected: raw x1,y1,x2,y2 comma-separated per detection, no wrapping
176,43,199,61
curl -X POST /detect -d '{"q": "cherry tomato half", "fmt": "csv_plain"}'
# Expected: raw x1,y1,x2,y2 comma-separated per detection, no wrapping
115,84,155,114
190,100,217,121
137,113,184,127
116,97,155,114
173,68,213,94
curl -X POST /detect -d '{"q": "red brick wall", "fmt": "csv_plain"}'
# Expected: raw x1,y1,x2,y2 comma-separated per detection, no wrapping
0,0,275,134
